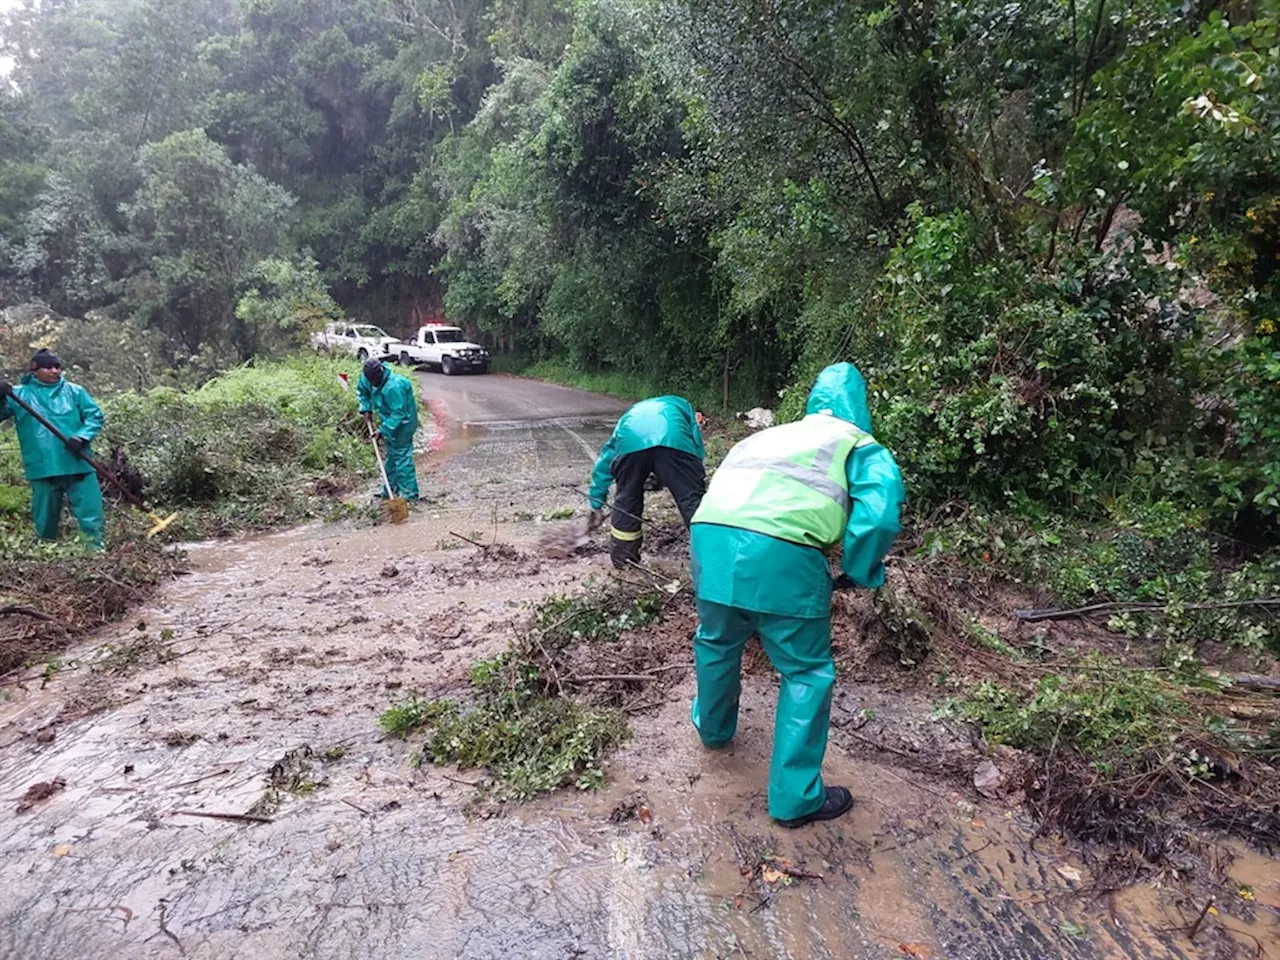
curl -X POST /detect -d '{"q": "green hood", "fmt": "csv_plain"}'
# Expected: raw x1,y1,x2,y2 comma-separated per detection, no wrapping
804,363,872,432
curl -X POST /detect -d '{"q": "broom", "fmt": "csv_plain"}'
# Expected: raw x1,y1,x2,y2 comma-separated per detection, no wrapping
368,423,409,523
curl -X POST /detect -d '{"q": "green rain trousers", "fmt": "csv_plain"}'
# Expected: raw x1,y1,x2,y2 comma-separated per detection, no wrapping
691,599,834,820
31,473,105,548
381,434,419,500
358,370,420,500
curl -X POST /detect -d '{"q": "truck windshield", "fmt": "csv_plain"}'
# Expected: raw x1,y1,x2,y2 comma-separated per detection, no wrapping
352,325,388,339
434,330,466,343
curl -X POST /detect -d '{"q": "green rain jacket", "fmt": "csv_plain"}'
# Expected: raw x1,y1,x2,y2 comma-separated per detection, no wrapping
588,396,705,509
357,370,419,444
0,373,104,480
691,364,905,618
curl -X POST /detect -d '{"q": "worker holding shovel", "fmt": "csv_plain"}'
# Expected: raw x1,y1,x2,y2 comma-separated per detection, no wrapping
357,359,420,504
0,349,106,549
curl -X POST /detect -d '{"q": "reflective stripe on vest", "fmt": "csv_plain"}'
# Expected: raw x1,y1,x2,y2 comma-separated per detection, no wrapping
691,414,877,548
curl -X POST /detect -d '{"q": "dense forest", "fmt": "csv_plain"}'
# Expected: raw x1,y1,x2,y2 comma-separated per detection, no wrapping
1,0,1278,545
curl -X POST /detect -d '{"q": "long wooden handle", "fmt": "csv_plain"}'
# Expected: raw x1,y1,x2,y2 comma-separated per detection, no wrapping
4,388,149,511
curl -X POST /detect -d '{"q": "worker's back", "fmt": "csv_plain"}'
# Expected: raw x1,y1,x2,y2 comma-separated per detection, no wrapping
610,396,703,461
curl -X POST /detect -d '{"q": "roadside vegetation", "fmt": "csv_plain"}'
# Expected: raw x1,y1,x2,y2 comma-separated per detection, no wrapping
0,356,393,675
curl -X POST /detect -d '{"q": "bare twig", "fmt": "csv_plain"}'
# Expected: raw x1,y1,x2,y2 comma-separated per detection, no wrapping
170,767,233,789
1188,898,1214,941
172,809,272,825
1015,597,1280,622
571,664,691,684
448,531,489,551
340,797,371,816
441,774,481,787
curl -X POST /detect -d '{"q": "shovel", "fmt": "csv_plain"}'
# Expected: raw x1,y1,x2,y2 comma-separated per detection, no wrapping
3,389,179,537
368,423,408,524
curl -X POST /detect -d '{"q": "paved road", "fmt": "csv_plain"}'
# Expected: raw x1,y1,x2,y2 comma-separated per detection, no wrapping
415,368,630,426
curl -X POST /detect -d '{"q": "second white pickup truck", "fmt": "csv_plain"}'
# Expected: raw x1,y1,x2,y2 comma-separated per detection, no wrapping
393,325,490,375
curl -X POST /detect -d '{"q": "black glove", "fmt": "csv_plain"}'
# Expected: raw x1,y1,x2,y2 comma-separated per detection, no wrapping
64,436,86,454
0,380,12,397
832,573,857,591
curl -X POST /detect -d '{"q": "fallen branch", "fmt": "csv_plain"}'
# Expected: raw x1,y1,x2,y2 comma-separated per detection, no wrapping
0,604,61,624
570,664,691,684
1226,673,1280,695
172,809,272,825
1015,597,1280,622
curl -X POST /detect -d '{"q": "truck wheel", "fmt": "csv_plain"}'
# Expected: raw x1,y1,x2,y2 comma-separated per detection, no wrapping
442,356,456,376
357,348,369,361
399,351,413,366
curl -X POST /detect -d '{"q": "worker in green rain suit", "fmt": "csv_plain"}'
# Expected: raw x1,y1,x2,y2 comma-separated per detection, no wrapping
587,396,706,568
689,363,905,827
0,349,106,549
357,359,420,500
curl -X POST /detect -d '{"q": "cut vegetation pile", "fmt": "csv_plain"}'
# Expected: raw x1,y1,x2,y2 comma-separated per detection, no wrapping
379,575,693,800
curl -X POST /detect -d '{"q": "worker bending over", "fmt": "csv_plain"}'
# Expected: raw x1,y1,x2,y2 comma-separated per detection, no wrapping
588,396,706,568
0,349,106,549
358,359,420,501
689,363,904,827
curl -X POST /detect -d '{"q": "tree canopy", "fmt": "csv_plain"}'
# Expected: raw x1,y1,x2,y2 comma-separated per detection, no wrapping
0,0,1278,536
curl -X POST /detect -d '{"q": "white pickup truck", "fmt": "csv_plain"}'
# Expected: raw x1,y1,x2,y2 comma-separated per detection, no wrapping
309,322,400,362
392,325,490,375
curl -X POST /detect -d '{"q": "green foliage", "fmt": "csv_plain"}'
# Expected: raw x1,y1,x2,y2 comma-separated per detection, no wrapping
382,653,630,799
942,657,1189,761
100,356,382,536
533,586,664,645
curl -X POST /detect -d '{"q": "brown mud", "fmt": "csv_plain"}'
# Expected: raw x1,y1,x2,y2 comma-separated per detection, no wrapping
1,404,1277,959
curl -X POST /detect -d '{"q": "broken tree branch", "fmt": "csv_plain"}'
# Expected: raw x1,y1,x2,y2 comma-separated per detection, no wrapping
1227,673,1280,695
0,604,62,625
1015,598,1280,622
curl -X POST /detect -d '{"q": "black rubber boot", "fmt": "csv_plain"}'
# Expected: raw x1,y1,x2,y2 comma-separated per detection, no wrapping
774,786,854,828
610,534,642,569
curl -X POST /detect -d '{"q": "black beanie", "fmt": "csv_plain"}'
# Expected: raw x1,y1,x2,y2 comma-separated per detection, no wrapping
363,358,386,386
31,348,62,370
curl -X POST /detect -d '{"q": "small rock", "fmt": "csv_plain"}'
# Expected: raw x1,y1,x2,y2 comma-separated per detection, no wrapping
973,759,1004,799
34,728,56,744
380,563,399,579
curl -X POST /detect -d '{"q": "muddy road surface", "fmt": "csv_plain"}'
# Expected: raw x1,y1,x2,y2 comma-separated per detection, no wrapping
415,367,630,426
2,380,1277,960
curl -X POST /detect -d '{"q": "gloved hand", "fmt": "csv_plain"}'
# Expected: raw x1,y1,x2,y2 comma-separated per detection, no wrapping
362,411,374,430
832,573,857,591
586,508,604,532
0,380,12,397
64,436,86,454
